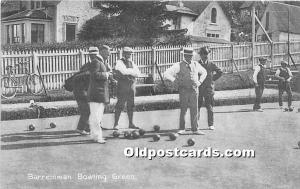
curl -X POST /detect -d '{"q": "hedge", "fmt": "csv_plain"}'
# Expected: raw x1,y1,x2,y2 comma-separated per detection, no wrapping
2,34,190,52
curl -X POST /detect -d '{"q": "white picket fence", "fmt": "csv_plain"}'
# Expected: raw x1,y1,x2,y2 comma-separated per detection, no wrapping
1,42,300,92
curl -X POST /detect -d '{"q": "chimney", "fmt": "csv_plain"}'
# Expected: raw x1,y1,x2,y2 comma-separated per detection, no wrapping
177,0,184,7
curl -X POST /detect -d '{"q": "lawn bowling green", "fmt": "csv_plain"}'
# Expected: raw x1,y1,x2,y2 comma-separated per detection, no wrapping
1,102,300,189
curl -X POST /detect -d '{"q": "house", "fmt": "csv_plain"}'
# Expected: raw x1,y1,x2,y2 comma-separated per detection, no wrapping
256,2,300,42
1,0,99,44
164,0,231,44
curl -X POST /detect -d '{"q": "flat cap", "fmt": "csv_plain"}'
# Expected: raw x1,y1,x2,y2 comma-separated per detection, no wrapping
123,47,134,53
258,57,268,62
199,46,211,55
281,60,288,65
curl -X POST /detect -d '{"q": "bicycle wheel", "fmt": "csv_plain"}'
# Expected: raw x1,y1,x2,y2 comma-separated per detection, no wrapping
1,76,17,99
27,74,44,95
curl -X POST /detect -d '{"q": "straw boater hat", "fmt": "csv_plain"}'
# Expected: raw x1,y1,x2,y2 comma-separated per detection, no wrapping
281,60,288,66
183,48,194,56
123,47,134,53
88,46,99,54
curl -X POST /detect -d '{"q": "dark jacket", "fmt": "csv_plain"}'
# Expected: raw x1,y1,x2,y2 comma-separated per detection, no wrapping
277,67,291,87
257,65,266,86
88,56,110,104
73,71,90,102
198,60,223,89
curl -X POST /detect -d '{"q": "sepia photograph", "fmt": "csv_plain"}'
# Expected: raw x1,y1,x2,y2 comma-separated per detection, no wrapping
1,0,300,188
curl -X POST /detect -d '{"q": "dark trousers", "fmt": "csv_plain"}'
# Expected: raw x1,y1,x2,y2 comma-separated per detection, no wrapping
114,89,135,126
198,88,214,126
179,88,198,132
253,85,264,110
279,82,292,107
76,100,90,132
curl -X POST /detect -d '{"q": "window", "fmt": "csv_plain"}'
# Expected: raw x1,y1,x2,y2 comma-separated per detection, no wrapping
211,8,217,23
6,25,10,44
30,1,45,9
175,17,181,29
21,24,25,43
66,24,76,41
207,32,219,38
12,24,21,43
91,0,96,8
266,12,269,30
31,24,44,43
31,1,35,9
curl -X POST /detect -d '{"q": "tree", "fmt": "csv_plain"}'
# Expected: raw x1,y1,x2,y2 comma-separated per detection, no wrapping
219,1,268,42
78,14,120,40
94,1,171,39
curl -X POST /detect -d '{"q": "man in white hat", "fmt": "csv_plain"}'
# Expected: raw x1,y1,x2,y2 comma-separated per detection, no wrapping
113,47,141,130
164,48,207,135
275,60,293,111
87,46,112,143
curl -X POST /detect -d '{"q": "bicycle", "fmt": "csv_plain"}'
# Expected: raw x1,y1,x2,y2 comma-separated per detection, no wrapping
1,61,44,99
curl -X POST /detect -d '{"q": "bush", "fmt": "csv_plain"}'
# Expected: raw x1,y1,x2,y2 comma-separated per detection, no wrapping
1,35,190,52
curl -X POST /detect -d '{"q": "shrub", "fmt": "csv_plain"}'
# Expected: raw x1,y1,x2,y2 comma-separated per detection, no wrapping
1,35,190,52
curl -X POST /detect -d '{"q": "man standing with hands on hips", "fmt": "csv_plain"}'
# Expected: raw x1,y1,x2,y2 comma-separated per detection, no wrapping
113,47,141,130
164,48,207,135
87,46,112,144
197,46,222,130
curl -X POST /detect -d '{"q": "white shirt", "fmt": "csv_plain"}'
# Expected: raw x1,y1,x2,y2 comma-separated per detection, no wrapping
115,59,141,77
164,60,207,83
252,64,266,84
275,67,293,81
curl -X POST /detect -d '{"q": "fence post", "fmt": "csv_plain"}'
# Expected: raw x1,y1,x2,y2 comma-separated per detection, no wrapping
32,52,38,74
79,50,84,66
151,47,156,81
231,44,234,73
119,48,122,59
270,42,274,69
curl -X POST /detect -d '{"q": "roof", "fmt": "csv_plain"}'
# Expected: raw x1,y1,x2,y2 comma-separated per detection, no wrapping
165,4,198,16
167,1,210,16
268,2,300,34
2,9,53,21
190,35,231,44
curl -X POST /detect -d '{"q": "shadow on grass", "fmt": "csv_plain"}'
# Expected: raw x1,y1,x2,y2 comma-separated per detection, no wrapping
1,139,95,150
215,107,281,114
1,130,82,143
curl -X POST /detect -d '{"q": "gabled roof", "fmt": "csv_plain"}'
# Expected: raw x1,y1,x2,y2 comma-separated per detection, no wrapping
167,1,210,16
2,9,52,21
165,4,198,16
268,2,300,34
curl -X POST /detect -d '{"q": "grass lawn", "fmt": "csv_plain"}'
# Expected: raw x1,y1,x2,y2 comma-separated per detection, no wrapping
1,102,300,189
